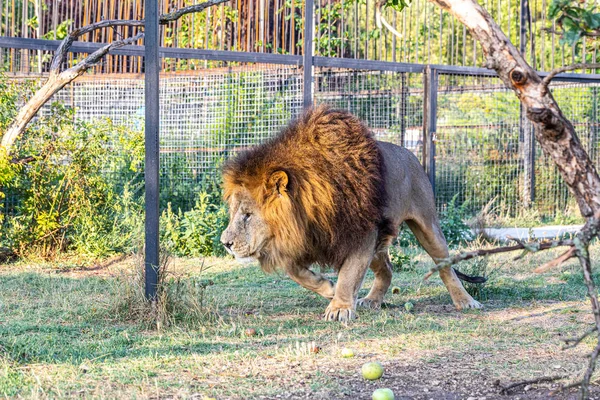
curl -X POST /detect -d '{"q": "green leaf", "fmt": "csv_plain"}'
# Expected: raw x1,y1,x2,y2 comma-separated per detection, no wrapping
384,0,410,12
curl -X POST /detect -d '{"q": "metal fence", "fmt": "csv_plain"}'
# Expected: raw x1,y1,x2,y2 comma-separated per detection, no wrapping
2,15,600,224
0,0,596,72
4,61,599,223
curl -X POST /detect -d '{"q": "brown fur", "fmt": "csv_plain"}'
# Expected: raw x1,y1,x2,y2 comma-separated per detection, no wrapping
222,105,386,272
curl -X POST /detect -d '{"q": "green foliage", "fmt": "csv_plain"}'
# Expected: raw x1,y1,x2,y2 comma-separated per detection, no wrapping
42,19,73,40
388,245,418,272
3,102,143,259
383,0,411,13
548,0,600,46
161,191,229,258
439,196,473,246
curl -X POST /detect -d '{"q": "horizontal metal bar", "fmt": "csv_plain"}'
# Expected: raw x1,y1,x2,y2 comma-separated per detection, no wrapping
313,56,425,73
431,64,497,76
2,36,600,80
433,63,600,82
0,36,303,65
538,70,600,82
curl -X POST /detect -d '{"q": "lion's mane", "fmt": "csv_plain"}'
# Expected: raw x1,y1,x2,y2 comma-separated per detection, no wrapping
222,106,386,271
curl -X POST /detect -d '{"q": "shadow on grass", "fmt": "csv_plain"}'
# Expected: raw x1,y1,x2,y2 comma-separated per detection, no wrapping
0,264,596,368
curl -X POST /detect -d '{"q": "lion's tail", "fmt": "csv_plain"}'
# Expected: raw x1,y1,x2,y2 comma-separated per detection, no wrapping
453,268,488,284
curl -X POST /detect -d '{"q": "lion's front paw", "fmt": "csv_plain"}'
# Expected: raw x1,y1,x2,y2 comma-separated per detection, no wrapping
324,301,357,322
357,297,382,309
454,297,483,310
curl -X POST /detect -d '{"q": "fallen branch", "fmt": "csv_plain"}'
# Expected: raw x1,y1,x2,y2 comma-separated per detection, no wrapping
423,238,574,280
563,326,598,350
534,247,577,273
499,375,566,395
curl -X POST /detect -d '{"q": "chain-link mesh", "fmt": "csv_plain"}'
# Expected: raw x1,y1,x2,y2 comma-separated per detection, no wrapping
314,68,424,159
435,74,600,221
435,73,523,216
5,57,600,222
8,63,303,212
535,81,600,218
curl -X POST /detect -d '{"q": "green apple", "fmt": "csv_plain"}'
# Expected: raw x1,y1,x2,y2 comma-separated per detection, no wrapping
341,348,355,358
361,362,384,380
404,301,415,312
372,388,395,400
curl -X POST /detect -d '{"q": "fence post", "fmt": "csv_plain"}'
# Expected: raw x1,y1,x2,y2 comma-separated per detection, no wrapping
424,67,438,195
400,72,407,147
520,0,535,207
144,0,160,301
303,0,314,108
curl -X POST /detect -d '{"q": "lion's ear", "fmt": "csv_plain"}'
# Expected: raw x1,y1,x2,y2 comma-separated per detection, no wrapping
267,170,289,197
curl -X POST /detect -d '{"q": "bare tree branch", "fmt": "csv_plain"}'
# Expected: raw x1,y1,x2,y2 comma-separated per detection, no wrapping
1,32,144,150
376,4,404,39
423,238,575,280
576,246,600,399
160,0,230,23
541,63,600,94
51,20,145,72
563,326,598,350
534,247,577,273
499,375,567,395
1,0,230,153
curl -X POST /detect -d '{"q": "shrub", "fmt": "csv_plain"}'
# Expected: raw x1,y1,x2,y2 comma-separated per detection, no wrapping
111,251,214,329
161,189,229,258
439,195,473,246
389,245,418,272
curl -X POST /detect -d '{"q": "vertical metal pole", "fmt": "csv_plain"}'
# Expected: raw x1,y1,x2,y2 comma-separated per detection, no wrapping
425,67,438,194
592,88,599,164
427,68,438,194
145,0,160,301
519,0,535,207
422,70,429,170
303,0,314,108
400,72,407,147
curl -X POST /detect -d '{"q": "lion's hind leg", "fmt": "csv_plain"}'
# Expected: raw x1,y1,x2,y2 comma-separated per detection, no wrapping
405,218,482,310
357,251,393,309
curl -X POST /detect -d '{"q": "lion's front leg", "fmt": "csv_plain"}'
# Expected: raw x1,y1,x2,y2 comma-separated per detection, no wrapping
287,267,335,299
324,233,377,322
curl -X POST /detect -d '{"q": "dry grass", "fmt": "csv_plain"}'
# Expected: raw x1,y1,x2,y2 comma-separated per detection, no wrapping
1,245,600,398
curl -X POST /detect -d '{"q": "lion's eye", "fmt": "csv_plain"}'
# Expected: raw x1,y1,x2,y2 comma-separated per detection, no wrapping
243,213,252,222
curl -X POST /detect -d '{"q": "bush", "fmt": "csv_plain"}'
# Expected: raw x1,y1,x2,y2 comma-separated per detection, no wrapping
389,245,418,272
1,102,144,259
111,251,214,329
161,190,229,258
439,196,473,246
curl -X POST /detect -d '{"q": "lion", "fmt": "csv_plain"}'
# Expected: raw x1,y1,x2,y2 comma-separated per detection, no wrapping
220,106,483,322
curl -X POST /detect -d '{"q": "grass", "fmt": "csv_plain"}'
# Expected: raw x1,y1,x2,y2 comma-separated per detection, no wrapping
1,245,600,399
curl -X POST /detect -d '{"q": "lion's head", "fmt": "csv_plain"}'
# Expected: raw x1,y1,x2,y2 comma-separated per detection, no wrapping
220,106,385,272
219,185,271,263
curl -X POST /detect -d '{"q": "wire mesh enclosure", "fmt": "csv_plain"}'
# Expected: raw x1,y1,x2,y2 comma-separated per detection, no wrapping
435,73,524,217
5,61,600,223
314,68,424,159
1,0,596,73
6,63,304,213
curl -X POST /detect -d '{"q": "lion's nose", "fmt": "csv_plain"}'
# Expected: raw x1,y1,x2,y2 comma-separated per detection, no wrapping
222,240,234,250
